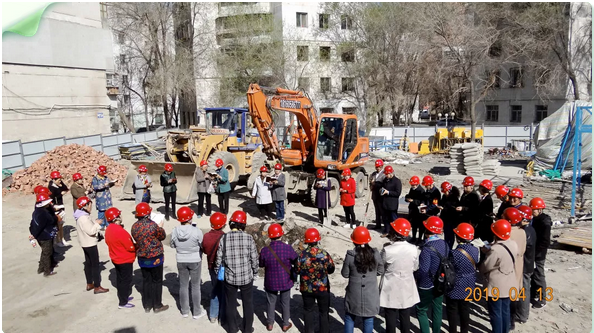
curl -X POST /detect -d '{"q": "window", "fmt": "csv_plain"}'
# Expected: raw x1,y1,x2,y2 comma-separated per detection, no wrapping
296,12,308,28
106,73,115,87
122,75,129,87
316,117,344,161
341,49,355,62
510,105,522,123
119,54,126,66
486,105,499,122
510,67,523,88
342,107,356,115
297,46,309,61
341,15,352,30
320,77,331,92
298,77,310,92
100,2,108,21
123,94,131,105
118,32,124,44
535,105,548,122
342,118,358,162
320,107,334,113
319,14,329,29
342,78,355,92
319,46,331,61
489,40,502,58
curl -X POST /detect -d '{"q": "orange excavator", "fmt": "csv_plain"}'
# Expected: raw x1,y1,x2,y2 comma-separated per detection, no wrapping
246,83,370,207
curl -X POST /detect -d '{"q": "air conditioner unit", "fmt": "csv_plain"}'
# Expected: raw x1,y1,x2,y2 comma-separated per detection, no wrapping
107,87,119,95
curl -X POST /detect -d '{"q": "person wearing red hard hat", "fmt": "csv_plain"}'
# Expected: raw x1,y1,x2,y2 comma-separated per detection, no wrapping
476,179,495,243
508,188,524,208
74,196,110,294
342,227,382,333
414,216,448,333
369,160,386,231
446,223,479,333
437,182,461,249
420,176,441,217
48,170,69,247
456,176,480,228
92,165,117,230
29,193,60,277
195,160,212,218
512,205,537,327
171,206,206,319
405,176,425,243
270,163,287,221
379,165,402,238
131,202,169,314
251,165,275,220
380,218,419,333
259,223,298,331
313,168,332,224
214,158,232,215
104,207,136,309
340,169,358,229
296,227,335,333
160,163,178,221
201,212,226,322
71,172,93,212
494,185,512,219
215,210,258,333
529,197,551,309
479,219,518,333
133,164,153,206
503,207,527,329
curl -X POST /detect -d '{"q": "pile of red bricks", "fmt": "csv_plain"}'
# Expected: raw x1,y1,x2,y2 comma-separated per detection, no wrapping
9,144,128,194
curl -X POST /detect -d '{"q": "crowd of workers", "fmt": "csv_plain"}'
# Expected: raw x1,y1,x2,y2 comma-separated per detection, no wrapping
28,158,552,333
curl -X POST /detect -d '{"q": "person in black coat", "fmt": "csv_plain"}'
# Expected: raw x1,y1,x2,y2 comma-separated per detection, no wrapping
421,177,441,216
29,195,59,276
369,160,386,230
438,182,461,249
513,208,537,327
405,176,424,242
457,177,480,226
380,166,402,237
476,180,495,243
529,198,551,309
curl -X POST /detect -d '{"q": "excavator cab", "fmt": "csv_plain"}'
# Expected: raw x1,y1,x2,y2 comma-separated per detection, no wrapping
314,114,369,170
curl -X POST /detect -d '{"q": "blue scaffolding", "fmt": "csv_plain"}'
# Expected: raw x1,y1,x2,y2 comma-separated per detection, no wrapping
568,105,592,218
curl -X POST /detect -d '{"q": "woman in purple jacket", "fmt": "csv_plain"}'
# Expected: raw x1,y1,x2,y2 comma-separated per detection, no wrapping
314,169,332,224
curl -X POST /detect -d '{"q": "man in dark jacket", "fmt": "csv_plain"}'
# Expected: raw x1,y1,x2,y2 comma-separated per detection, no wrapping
270,163,287,221
369,160,386,230
457,177,480,226
529,198,551,309
513,208,536,327
380,166,401,237
476,181,495,243
160,164,178,221
421,176,441,217
29,194,59,276
405,176,424,242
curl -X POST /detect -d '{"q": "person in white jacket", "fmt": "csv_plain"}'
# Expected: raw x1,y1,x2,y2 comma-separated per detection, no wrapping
251,166,274,220
379,218,420,333
74,196,109,294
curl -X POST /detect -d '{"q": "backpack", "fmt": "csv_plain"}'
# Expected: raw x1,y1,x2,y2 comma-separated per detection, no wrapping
426,244,456,296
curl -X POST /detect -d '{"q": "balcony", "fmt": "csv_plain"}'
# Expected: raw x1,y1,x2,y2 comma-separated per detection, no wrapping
218,2,272,18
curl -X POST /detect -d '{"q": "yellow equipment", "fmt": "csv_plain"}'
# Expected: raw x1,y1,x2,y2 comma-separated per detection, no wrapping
418,140,431,155
431,126,484,153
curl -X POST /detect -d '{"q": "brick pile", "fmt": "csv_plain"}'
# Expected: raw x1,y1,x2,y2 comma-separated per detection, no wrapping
9,144,128,194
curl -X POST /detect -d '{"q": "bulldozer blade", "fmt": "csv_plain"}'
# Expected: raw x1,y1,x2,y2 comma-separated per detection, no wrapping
121,161,199,204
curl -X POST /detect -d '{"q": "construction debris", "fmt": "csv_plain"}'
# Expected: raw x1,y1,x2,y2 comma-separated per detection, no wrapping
9,144,128,194
462,143,484,178
483,159,502,176
449,145,466,175
370,150,416,163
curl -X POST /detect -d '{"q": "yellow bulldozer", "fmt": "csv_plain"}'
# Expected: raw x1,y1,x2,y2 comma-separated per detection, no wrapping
121,108,264,203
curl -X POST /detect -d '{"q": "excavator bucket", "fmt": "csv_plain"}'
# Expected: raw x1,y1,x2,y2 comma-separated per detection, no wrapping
121,161,198,204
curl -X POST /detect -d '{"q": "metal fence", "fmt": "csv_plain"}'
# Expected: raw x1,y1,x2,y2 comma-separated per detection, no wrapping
2,130,169,172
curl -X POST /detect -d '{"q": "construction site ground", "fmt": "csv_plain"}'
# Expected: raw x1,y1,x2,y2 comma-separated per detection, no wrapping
3,156,592,333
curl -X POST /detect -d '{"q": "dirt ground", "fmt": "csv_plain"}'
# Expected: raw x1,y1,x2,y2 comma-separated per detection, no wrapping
2,158,592,333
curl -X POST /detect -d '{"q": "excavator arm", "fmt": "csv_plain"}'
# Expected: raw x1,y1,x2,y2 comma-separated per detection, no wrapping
247,83,319,166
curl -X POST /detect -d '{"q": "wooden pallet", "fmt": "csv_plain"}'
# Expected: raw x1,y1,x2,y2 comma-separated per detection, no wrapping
557,226,592,249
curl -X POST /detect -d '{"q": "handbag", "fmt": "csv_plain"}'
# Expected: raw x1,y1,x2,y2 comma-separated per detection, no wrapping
217,234,227,281
207,183,215,194
142,189,151,203
267,244,297,282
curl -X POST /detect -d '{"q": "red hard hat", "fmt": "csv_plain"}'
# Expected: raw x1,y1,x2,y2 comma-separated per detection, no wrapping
105,207,122,222
410,176,420,186
351,226,371,245
454,222,475,241
509,188,524,199
384,166,394,175
50,171,62,179
479,179,493,191
423,216,443,234
200,160,208,167
274,163,282,170
495,185,510,199
503,207,523,225
210,212,227,229
177,206,194,223
316,168,325,179
135,202,152,217
518,205,533,221
72,173,83,181
422,175,434,186
375,159,384,168
164,163,173,172
304,228,321,243
268,223,284,239
492,219,512,240
138,165,148,173
76,196,91,209
260,166,268,173
230,210,247,224
36,193,51,203
342,169,352,177
34,185,47,195
97,165,107,175
441,182,452,193
463,176,475,186
390,218,411,237
215,159,224,168
529,197,546,210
